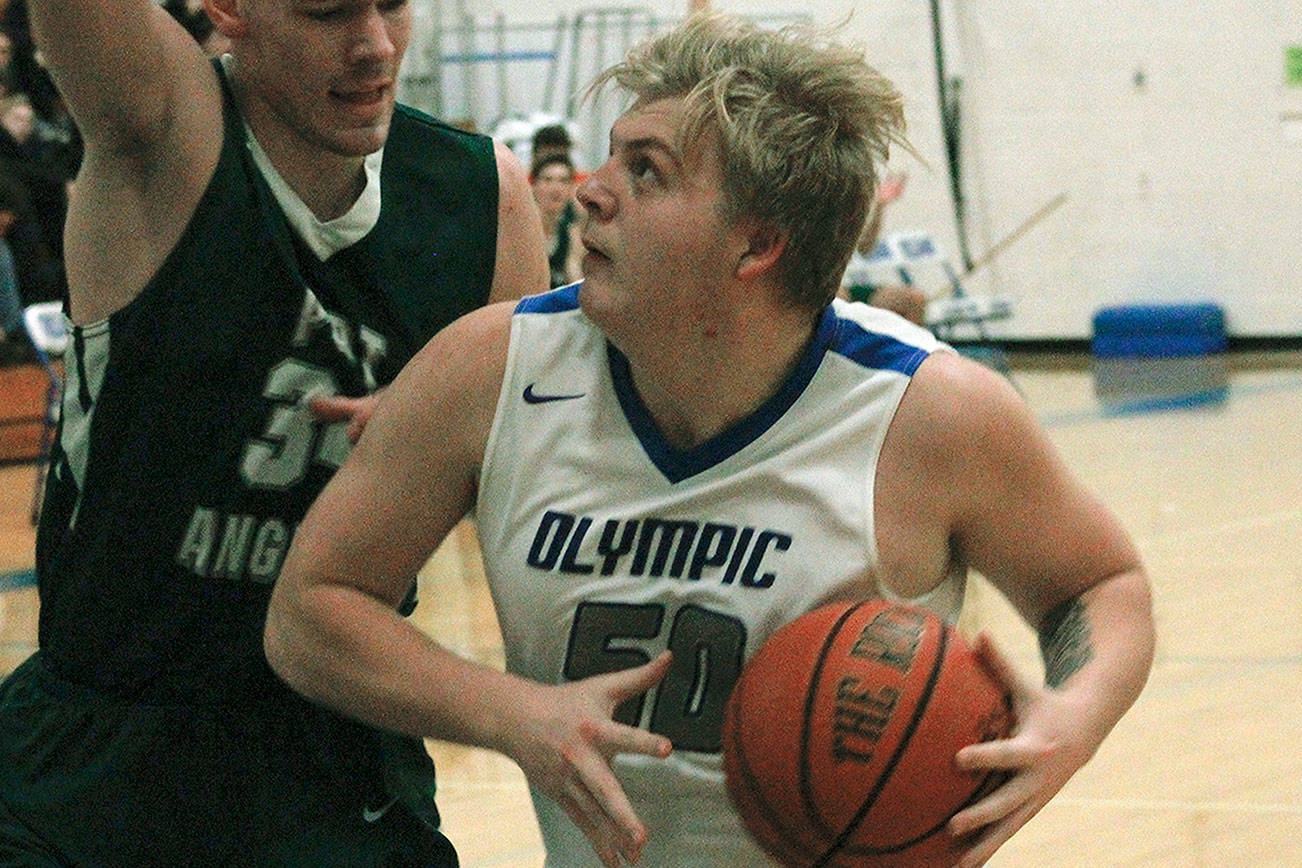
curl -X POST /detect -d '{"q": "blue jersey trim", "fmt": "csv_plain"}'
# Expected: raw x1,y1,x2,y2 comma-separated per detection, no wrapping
515,282,582,315
609,307,838,484
829,310,931,376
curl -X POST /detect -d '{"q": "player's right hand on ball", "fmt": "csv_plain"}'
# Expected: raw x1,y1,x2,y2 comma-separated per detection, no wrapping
505,651,674,866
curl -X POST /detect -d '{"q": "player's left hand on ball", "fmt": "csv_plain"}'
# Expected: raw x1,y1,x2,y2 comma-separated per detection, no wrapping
946,634,1103,868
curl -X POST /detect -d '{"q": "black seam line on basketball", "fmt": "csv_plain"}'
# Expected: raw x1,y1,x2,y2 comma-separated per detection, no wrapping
812,621,951,868
841,771,1007,856
730,626,841,865
798,600,872,844
838,702,1012,855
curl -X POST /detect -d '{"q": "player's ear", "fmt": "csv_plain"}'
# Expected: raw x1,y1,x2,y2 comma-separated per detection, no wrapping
204,0,251,39
735,221,787,283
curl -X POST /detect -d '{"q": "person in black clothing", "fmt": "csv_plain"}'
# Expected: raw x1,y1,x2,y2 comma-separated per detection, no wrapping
0,169,59,307
0,92,69,257
0,0,547,864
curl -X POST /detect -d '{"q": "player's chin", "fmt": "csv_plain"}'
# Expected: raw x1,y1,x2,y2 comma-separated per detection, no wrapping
325,121,393,157
323,104,395,154
577,276,622,328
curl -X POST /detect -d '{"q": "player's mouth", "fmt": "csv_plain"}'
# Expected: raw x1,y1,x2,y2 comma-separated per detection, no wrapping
582,236,610,263
332,83,391,108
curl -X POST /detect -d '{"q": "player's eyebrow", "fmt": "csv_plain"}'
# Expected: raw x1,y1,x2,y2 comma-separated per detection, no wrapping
609,128,683,170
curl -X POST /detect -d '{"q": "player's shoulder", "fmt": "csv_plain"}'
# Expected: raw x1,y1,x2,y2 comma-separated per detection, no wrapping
512,282,584,316
398,301,516,408
896,347,1036,470
389,104,496,165
501,284,609,371
826,298,946,376
392,103,480,139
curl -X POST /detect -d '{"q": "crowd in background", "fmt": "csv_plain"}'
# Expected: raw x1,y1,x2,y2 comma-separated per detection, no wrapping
0,0,928,359
0,0,79,360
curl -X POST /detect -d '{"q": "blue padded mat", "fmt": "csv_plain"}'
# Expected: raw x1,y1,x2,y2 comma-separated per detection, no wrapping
1092,302,1226,358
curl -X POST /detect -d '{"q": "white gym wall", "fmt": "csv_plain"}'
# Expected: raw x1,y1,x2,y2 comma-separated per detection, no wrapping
406,2,1302,340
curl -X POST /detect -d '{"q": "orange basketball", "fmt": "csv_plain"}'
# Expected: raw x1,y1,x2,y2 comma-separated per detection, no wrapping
722,599,1014,867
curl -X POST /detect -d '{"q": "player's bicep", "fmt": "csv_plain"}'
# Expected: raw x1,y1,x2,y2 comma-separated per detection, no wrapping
939,360,1140,621
285,305,512,606
36,1,217,155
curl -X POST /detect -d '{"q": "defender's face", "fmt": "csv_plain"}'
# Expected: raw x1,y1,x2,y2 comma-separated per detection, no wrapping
233,0,411,157
575,98,747,344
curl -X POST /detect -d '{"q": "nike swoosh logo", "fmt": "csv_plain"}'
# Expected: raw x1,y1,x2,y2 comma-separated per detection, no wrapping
523,384,585,404
362,796,398,824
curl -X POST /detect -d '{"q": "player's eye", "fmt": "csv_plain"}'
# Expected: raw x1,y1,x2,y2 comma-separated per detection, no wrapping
304,6,348,22
628,155,658,184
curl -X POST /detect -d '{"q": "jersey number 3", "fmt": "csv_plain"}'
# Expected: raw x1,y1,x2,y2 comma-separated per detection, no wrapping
241,359,351,490
563,601,746,753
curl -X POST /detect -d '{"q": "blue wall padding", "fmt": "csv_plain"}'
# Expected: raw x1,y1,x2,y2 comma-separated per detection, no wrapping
1091,302,1227,358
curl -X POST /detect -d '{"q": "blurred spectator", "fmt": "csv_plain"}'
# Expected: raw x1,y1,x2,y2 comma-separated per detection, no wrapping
0,30,15,97
0,170,40,363
0,92,70,256
531,122,588,184
531,123,573,162
1,0,63,124
0,229,21,340
530,152,585,288
839,172,928,326
0,168,62,306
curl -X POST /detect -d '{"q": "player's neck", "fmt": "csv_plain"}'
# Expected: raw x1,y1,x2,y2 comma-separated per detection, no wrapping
627,298,818,451
254,130,369,222
226,63,373,221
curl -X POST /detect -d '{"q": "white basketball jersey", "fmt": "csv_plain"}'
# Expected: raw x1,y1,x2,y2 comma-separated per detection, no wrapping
476,285,961,866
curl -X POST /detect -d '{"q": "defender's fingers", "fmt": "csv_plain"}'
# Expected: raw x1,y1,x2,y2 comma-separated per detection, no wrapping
346,416,368,444
604,651,672,704
600,720,672,761
306,394,358,422
557,788,623,868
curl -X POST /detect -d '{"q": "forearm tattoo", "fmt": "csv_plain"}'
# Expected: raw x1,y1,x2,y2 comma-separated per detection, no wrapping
1038,599,1093,689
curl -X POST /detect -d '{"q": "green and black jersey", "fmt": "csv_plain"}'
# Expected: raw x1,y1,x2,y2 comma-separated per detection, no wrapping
2,62,496,863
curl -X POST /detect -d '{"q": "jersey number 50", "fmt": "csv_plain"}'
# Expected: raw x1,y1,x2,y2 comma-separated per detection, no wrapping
562,601,747,753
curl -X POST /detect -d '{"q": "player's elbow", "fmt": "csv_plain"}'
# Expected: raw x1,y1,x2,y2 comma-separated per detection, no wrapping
263,581,315,695
263,601,295,686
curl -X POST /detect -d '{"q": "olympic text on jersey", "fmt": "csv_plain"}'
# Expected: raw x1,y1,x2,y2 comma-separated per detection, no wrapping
526,509,791,588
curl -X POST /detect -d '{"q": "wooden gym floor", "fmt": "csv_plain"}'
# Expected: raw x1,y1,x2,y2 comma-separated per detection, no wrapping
2,353,1300,866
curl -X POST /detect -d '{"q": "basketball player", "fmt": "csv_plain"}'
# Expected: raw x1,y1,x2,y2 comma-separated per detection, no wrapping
0,0,547,863
266,13,1155,867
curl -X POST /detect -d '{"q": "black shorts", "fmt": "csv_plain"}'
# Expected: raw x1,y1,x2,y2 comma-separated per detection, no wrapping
0,654,458,866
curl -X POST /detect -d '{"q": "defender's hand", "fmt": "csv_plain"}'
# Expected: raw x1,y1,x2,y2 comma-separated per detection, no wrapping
308,393,381,444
